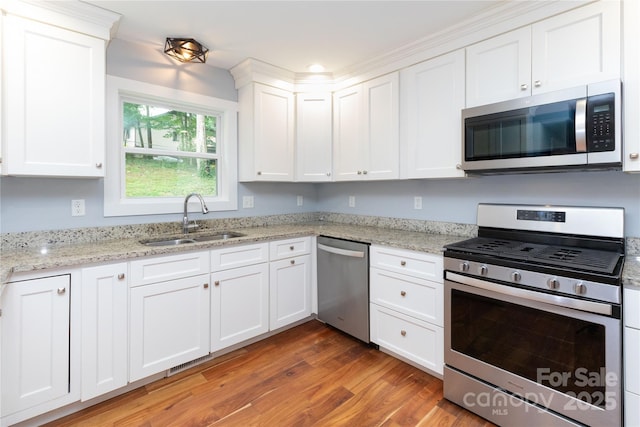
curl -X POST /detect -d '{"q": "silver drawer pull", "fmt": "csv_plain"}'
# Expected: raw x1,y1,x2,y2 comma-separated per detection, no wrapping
400,330,407,337
289,246,295,250
117,273,125,280
214,281,220,286
400,261,406,266
57,287,66,295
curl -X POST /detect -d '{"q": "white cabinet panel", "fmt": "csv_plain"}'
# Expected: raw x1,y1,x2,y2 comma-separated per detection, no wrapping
626,390,640,427
1,275,71,415
211,263,269,351
295,93,332,181
2,15,105,177
129,275,210,381
81,263,128,401
625,327,640,395
129,251,209,286
269,236,311,260
466,27,531,107
270,254,312,330
211,243,269,271
333,85,364,181
625,286,640,329
401,50,466,178
370,245,443,282
370,304,443,375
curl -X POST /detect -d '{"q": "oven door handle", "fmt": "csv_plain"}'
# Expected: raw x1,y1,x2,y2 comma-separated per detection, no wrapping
446,272,612,316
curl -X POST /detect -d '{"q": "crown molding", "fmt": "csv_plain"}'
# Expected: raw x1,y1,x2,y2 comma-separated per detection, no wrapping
0,0,121,40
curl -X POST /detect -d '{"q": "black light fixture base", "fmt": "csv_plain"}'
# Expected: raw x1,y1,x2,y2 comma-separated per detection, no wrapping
164,38,209,63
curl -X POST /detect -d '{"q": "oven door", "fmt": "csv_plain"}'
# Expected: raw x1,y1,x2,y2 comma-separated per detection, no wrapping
444,272,621,427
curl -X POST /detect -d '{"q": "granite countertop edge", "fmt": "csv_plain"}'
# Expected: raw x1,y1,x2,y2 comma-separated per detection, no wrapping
2,221,639,289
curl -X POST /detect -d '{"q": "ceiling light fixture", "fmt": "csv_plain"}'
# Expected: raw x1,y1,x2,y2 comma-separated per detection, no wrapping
164,37,209,63
308,64,325,73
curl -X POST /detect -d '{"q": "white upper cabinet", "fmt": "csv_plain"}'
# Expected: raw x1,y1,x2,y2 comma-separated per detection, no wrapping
466,27,532,108
1,9,115,177
466,1,620,107
400,50,466,179
295,92,332,181
333,72,399,181
623,0,640,172
238,82,295,182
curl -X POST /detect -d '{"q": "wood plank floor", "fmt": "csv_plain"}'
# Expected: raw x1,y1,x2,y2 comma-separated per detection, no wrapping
46,320,494,427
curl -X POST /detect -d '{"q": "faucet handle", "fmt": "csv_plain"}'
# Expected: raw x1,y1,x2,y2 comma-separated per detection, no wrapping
185,220,201,232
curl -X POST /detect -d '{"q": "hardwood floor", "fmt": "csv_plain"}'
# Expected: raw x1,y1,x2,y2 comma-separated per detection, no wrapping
46,320,494,427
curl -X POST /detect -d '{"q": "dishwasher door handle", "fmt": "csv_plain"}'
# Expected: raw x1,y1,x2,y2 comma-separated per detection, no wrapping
317,243,365,258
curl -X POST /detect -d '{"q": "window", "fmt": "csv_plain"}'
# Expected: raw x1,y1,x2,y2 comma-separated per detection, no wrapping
105,76,237,216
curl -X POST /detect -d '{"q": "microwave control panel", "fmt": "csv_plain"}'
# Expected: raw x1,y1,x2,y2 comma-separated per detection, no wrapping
587,92,615,152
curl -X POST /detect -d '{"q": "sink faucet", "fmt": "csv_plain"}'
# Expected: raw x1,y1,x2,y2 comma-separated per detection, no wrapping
183,193,209,234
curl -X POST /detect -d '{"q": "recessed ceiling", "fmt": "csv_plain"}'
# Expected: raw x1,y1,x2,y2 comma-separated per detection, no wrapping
84,1,502,73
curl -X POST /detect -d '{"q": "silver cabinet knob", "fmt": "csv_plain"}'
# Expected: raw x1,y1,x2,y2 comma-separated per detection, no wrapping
630,153,639,160
214,280,220,286
203,283,209,289
289,246,295,251
290,259,295,265
357,171,362,175
362,170,368,175
117,273,125,280
326,172,331,176
534,80,541,87
547,278,560,290
257,171,262,175
400,291,406,297
511,271,521,282
456,164,462,169
520,83,528,91
400,260,406,266
96,162,103,168
400,330,407,337
57,287,66,294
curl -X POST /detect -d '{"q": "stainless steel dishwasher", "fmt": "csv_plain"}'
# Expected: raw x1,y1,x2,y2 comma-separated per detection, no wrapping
317,236,370,343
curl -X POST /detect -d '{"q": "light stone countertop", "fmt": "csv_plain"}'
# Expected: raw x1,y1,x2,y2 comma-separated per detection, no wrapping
2,219,639,289
0,222,464,289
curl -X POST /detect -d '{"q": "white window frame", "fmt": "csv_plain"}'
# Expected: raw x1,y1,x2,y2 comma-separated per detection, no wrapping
104,76,238,216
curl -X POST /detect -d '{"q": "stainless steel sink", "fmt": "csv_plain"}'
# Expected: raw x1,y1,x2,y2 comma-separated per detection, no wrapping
140,231,245,246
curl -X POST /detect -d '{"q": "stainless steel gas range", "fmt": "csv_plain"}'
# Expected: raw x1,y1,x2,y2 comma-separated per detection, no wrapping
443,204,624,427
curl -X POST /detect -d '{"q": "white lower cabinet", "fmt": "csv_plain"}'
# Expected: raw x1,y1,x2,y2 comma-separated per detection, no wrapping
625,285,640,427
1,274,75,421
129,251,211,382
369,245,444,375
211,243,270,351
270,254,312,330
80,263,128,401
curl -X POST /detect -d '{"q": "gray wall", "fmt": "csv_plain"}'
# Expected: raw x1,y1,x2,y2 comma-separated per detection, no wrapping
2,40,640,237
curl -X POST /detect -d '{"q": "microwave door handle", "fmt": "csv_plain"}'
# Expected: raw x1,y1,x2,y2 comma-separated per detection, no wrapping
575,98,587,152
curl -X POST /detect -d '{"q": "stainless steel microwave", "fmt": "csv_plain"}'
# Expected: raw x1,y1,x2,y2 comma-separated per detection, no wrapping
461,80,621,173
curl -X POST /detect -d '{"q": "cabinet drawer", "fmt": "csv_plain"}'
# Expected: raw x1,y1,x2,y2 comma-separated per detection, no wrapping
370,245,443,282
269,236,311,260
626,326,640,395
129,251,209,286
625,286,640,329
370,267,443,326
370,304,443,375
211,243,269,271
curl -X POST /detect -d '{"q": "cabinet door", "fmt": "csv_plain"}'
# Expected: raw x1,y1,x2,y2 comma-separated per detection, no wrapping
465,27,532,107
531,1,620,95
3,15,105,177
253,83,295,181
623,0,640,172
81,264,128,401
270,254,312,330
1,275,70,415
362,72,399,180
333,85,364,181
211,263,269,351
295,93,332,181
129,275,210,382
400,50,466,179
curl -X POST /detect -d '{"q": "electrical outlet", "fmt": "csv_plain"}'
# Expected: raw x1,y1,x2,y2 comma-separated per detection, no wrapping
414,196,423,210
242,196,254,208
297,195,303,206
71,199,85,216
348,196,356,208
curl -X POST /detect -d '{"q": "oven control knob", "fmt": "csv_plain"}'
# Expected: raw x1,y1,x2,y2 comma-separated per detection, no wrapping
511,271,521,282
459,262,470,272
547,278,560,290
479,265,488,276
574,282,587,295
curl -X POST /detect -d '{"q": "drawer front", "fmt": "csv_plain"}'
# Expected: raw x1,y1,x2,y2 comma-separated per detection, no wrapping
626,326,640,395
625,286,640,329
269,236,311,260
129,251,209,286
370,245,443,282
370,304,443,375
370,268,443,326
211,243,269,271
